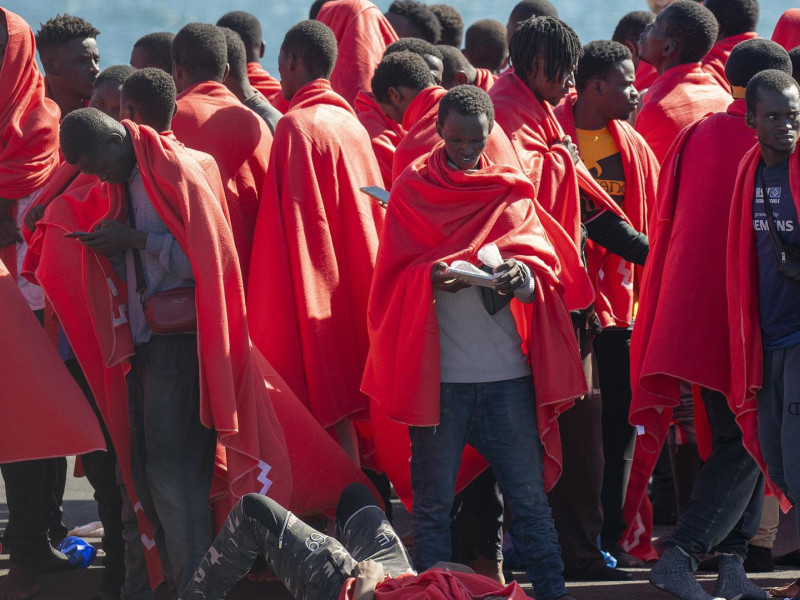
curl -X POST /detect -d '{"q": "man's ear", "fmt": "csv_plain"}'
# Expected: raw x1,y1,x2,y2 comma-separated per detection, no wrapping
435,119,443,139
259,40,265,59
745,110,756,130
663,37,678,58
222,63,230,83
171,102,177,120
108,131,124,145
387,85,402,105
593,78,604,96
454,70,469,85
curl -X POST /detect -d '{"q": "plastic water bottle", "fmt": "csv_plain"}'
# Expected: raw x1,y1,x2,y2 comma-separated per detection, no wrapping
56,536,97,568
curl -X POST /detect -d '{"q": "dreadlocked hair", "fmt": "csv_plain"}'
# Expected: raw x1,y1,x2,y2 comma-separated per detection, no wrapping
510,16,582,83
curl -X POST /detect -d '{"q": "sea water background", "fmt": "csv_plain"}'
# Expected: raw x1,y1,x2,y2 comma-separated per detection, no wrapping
2,1,792,82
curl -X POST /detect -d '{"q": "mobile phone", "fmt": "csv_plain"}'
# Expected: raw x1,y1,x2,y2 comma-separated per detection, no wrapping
360,186,390,207
63,231,91,238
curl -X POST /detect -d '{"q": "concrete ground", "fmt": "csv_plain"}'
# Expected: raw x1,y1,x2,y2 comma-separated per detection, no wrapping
2,457,799,599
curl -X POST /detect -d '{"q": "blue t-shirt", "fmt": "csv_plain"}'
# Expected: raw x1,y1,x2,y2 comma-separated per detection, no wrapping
753,159,800,349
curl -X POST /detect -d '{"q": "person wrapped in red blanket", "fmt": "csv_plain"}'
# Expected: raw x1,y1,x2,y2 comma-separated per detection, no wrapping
171,23,273,283
363,85,587,600
54,109,292,594
553,40,658,568
317,0,399,106
247,21,384,454
491,16,648,582
216,11,292,112
629,43,793,600
635,1,732,164
727,69,800,599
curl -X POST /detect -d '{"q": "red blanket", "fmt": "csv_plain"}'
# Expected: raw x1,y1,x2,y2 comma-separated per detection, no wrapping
635,62,732,164
474,68,497,92
491,72,630,311
555,94,657,328
172,80,273,282
634,62,658,93
622,100,789,559
701,32,758,90
247,79,384,429
772,9,800,51
318,0,398,106
0,258,105,463
728,144,800,506
363,145,587,491
355,90,406,189
0,8,61,280
247,62,290,112
341,570,529,600
392,86,521,182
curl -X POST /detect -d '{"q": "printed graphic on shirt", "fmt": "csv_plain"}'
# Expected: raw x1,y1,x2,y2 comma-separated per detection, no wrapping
576,127,626,207
753,184,795,233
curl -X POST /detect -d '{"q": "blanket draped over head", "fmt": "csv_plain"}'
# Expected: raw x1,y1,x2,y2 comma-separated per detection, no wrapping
317,0,399,106
0,8,61,279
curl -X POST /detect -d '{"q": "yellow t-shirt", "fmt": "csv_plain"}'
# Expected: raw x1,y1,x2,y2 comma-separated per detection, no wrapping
576,126,626,208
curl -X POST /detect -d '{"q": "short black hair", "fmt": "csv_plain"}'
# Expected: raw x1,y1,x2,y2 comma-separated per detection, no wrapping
429,4,463,47
464,19,508,73
510,16,582,83
121,68,177,132
132,32,174,73
387,1,442,44
281,20,338,79
791,47,800,84
438,44,472,86
575,41,632,93
309,0,334,20
216,11,261,52
385,37,444,60
36,14,100,53
704,0,758,38
509,0,558,24
612,11,655,46
745,68,800,115
172,23,228,82
725,39,791,88
661,0,719,63
60,107,123,164
437,84,494,128
371,51,434,103
95,65,135,90
218,26,248,81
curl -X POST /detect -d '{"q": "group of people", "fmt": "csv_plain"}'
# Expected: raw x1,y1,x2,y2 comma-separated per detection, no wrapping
0,1,799,600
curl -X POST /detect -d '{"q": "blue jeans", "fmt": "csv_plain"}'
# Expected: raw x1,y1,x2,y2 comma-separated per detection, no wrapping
665,388,764,563
758,344,800,546
409,376,566,600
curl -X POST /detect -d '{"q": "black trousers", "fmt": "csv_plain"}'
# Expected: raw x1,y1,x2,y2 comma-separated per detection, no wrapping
547,322,606,577
1,309,67,566
593,328,637,553
64,358,125,593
